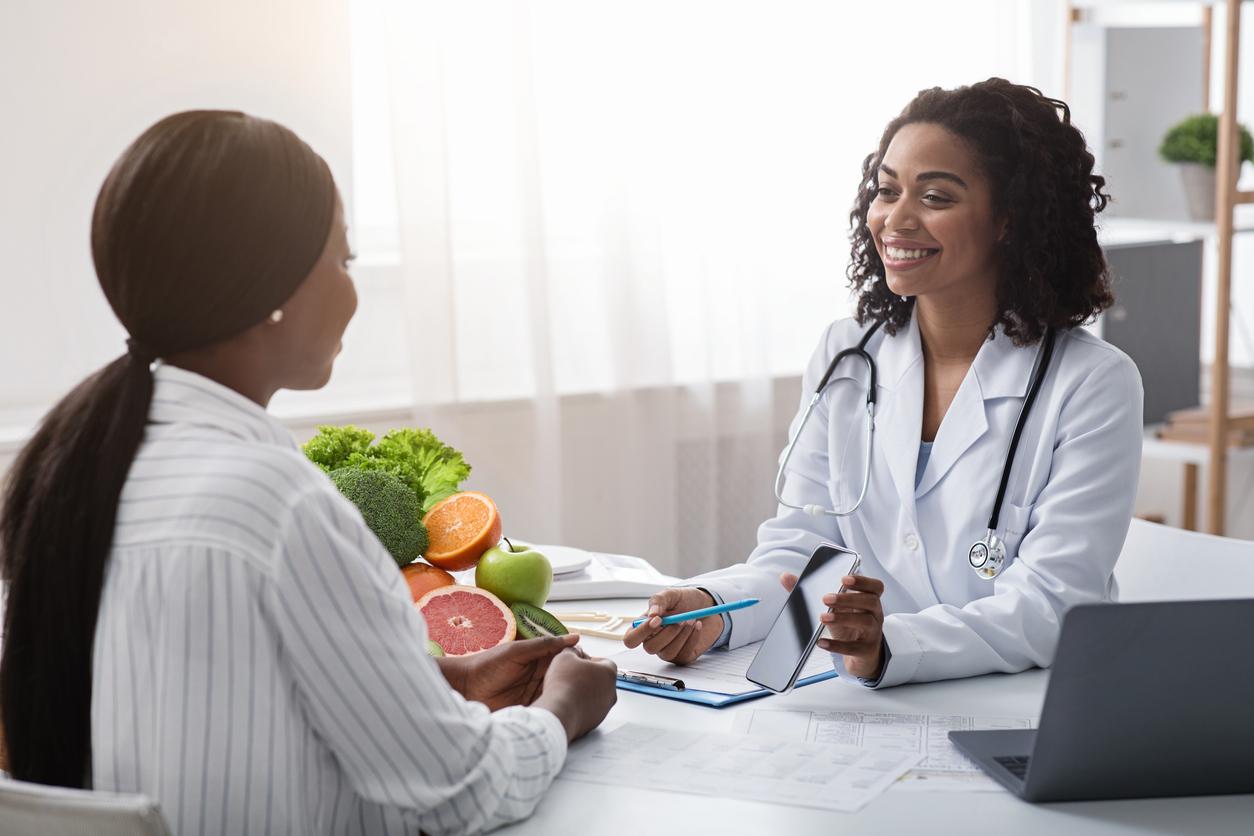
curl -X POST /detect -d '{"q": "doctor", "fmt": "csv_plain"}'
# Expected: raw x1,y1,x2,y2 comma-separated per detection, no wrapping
625,78,1144,687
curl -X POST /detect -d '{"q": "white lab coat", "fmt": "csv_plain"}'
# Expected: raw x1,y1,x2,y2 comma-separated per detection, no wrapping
690,313,1144,688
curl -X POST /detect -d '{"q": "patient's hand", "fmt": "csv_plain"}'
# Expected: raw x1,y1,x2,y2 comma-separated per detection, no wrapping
437,634,578,710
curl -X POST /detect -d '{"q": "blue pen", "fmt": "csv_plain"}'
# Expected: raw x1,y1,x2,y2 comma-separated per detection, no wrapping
630,598,759,629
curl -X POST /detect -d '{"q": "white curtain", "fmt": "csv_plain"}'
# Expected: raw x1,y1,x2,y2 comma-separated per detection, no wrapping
327,0,1046,576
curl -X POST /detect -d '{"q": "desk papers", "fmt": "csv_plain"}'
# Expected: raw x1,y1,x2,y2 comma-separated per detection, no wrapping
558,722,922,813
735,709,1036,792
612,640,835,695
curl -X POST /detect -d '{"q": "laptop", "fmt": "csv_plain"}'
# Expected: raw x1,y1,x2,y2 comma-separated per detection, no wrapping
949,599,1254,802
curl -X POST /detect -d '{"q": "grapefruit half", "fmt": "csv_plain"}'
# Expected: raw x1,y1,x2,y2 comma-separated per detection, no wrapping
416,585,516,656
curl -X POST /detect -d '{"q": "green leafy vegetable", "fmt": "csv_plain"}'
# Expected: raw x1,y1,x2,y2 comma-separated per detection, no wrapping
302,424,472,513
329,468,429,567
374,428,471,512
303,425,375,472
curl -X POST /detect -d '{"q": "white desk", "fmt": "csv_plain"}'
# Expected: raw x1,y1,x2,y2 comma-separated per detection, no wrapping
500,597,1254,835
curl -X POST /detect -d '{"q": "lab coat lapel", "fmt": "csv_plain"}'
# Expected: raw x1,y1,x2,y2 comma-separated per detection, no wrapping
914,326,1034,498
913,370,988,498
875,316,925,512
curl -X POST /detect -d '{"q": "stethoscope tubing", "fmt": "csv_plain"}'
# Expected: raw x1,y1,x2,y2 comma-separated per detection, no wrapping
773,319,1057,579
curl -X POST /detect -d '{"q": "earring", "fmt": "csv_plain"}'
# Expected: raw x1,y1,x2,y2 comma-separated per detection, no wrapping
899,295,909,303
268,309,284,324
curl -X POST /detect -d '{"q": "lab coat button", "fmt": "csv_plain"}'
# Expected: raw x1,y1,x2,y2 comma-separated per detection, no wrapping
904,533,920,551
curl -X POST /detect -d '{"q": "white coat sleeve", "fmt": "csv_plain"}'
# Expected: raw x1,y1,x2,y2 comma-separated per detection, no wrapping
874,352,1144,688
685,322,853,649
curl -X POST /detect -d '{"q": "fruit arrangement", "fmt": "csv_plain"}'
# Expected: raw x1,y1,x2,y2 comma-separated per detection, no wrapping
302,424,567,657
414,492,567,656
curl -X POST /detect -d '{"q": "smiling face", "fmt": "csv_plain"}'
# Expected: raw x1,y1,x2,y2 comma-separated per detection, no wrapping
866,122,1003,308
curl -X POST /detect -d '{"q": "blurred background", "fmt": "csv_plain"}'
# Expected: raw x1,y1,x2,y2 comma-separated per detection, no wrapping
2,0,1252,576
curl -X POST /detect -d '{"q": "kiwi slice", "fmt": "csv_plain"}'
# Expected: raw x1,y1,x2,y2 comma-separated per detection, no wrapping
511,602,569,639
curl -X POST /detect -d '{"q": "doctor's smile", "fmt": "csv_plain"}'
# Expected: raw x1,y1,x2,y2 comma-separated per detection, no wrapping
627,77,1141,689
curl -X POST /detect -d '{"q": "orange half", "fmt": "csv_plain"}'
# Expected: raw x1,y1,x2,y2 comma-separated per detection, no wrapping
422,491,503,571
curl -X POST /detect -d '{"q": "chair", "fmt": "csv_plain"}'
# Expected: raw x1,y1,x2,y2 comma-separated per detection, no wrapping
0,776,169,836
1115,517,1254,602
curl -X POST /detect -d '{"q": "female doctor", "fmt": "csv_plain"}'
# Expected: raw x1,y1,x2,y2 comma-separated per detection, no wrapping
624,78,1144,687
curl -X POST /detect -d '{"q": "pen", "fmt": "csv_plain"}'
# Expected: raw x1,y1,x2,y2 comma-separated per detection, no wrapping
618,671,685,691
630,598,759,629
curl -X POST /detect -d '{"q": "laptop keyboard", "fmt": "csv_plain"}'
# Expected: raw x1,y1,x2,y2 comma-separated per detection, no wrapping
994,755,1031,780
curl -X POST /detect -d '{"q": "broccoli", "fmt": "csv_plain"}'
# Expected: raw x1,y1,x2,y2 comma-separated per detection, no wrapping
329,468,429,567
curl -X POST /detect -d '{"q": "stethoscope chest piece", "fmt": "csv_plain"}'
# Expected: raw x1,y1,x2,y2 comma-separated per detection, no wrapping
968,531,1007,580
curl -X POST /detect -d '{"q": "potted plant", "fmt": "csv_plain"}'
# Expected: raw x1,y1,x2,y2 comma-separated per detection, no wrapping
1159,113,1254,221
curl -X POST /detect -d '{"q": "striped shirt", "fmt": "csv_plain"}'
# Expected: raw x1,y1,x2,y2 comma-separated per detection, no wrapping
91,363,567,835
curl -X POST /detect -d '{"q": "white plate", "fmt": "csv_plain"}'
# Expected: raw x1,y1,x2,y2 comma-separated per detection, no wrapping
532,544,593,576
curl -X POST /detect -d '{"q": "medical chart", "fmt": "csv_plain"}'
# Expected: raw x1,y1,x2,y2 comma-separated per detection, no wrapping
558,722,922,813
612,640,834,694
734,709,1035,792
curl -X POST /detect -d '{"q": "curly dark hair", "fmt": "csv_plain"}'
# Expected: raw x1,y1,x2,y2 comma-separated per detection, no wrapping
848,77,1113,345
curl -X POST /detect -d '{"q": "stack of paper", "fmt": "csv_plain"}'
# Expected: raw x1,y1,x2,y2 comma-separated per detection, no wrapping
559,722,922,813
735,709,1036,792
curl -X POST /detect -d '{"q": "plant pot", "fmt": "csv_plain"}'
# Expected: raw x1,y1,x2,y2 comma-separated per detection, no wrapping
1177,162,1216,221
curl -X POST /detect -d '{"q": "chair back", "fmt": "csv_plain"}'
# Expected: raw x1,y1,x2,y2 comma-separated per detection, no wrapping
0,776,170,836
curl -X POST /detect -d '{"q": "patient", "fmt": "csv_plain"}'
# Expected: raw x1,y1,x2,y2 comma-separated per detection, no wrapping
0,111,616,833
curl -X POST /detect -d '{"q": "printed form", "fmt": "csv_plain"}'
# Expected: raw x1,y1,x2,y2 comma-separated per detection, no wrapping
558,722,922,813
735,709,1036,791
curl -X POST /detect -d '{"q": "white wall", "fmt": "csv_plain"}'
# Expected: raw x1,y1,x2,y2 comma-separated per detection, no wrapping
0,0,353,432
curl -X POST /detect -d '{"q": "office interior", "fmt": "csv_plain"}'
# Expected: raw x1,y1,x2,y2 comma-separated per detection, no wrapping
2,1,1254,834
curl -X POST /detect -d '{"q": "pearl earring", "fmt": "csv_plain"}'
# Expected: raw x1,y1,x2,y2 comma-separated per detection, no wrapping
268,309,284,324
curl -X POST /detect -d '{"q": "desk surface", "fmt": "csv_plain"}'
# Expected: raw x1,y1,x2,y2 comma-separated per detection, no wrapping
500,597,1254,836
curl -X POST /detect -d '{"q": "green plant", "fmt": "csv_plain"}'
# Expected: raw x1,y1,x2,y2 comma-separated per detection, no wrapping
1159,113,1254,168
303,425,471,512
329,468,429,567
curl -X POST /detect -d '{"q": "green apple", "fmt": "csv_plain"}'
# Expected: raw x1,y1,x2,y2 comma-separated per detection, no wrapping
426,639,445,657
475,538,552,607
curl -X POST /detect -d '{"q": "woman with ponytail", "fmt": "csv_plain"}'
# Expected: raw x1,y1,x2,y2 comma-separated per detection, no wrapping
0,111,615,833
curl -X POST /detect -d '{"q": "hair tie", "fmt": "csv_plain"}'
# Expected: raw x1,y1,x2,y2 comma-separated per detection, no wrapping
125,337,158,366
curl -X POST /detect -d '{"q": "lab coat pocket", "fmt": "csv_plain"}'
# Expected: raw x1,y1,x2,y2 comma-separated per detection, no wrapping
998,501,1034,564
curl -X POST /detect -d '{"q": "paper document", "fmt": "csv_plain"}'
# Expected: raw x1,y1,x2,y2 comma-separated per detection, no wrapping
613,640,834,695
735,709,1035,792
559,722,922,813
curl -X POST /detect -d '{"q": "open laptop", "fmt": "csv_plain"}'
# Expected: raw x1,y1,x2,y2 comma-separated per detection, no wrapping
950,599,1254,802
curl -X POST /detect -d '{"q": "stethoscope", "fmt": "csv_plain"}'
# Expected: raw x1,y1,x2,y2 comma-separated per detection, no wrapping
773,320,1057,580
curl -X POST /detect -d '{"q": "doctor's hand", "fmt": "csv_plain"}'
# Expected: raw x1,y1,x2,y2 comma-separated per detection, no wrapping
780,572,887,680
622,587,721,665
437,634,578,711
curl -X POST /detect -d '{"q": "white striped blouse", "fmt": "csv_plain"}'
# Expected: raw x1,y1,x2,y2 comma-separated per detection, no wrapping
90,363,567,835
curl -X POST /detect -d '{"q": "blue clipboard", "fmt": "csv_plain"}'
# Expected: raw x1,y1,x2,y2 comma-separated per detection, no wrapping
615,669,838,708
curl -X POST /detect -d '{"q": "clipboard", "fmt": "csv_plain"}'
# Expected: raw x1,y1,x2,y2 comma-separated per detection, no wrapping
615,669,838,708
